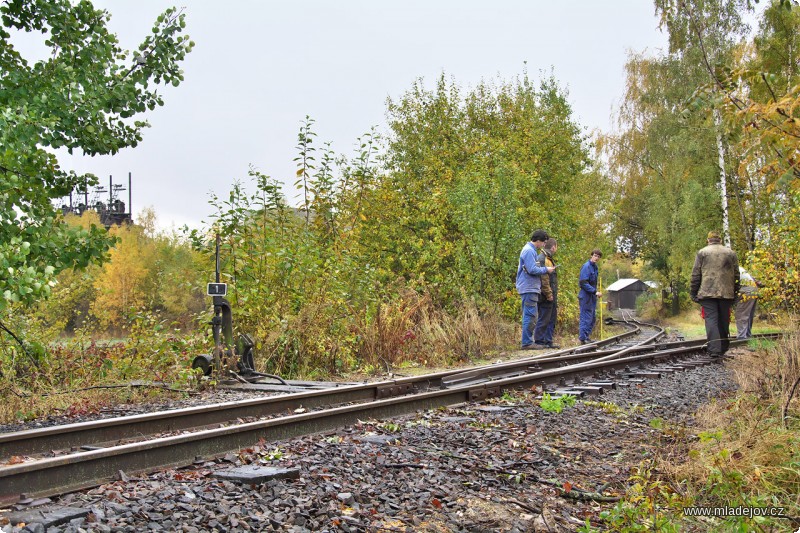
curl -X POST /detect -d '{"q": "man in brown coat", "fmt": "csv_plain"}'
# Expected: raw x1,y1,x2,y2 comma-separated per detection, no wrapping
534,238,559,349
690,231,740,358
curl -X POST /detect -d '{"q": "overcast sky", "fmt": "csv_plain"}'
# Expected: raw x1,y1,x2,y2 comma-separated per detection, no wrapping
36,1,669,230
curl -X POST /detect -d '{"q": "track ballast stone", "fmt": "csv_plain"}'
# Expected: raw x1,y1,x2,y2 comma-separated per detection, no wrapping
1,354,739,532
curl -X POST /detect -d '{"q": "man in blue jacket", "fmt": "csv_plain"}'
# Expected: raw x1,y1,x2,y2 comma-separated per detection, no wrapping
516,230,555,349
578,249,603,344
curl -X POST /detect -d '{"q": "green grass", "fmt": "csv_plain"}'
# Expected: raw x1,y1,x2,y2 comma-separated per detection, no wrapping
587,326,800,532
661,307,781,340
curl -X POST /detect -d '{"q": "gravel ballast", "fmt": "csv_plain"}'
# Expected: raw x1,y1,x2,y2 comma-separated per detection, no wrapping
1,352,740,532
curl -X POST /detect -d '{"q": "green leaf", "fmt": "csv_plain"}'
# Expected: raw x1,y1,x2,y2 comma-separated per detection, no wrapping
0,0,192,312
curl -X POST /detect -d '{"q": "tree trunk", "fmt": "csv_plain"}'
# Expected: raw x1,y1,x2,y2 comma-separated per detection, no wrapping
713,109,731,247
671,281,680,316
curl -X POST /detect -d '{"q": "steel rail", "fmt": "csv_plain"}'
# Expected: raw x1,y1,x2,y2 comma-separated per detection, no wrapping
569,318,666,367
582,328,783,367
4,331,779,506
0,320,645,461
0,332,780,506
441,318,664,387
1,325,776,462
0,382,414,460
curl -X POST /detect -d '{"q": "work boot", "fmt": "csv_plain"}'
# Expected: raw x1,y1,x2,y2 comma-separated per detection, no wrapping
548,343,561,349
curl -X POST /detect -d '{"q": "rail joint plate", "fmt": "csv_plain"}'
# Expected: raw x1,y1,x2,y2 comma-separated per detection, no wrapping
468,387,501,402
376,383,413,399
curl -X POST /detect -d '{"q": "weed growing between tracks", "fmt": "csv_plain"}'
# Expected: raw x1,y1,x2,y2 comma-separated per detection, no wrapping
587,326,800,532
539,393,577,414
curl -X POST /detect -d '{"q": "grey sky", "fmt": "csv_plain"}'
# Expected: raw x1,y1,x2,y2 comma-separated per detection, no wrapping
49,1,668,229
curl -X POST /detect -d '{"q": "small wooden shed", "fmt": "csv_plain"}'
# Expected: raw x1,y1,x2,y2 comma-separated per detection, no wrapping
605,278,650,310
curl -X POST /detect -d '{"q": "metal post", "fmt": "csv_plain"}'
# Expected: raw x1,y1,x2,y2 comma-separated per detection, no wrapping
128,172,132,218
599,277,604,339
109,175,113,207
215,234,221,284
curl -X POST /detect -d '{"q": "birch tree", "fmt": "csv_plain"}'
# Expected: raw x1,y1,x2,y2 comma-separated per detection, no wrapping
654,0,750,247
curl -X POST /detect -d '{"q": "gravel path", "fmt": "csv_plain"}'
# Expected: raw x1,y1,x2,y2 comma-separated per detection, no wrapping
1,350,739,532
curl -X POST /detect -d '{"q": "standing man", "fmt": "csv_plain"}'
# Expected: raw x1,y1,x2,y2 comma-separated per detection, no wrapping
690,231,740,358
735,266,758,339
534,238,559,349
578,249,603,344
516,229,555,350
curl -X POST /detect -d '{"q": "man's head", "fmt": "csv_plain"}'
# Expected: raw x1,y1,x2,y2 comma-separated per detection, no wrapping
589,248,602,263
707,230,722,244
530,229,549,246
544,238,557,254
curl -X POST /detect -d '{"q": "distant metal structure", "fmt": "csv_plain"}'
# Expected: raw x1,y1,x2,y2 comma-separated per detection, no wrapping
58,172,133,227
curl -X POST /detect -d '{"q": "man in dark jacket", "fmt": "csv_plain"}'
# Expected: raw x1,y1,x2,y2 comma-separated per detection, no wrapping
578,248,602,344
534,238,559,349
690,231,740,358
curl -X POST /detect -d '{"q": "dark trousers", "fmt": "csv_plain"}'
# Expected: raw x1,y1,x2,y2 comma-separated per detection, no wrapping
700,298,734,355
578,296,596,342
534,300,556,345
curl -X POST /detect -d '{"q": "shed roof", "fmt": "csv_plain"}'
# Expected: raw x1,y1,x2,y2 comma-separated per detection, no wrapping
606,278,646,292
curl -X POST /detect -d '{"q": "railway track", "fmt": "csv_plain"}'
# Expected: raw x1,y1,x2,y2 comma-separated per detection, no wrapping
0,324,780,506
0,318,650,462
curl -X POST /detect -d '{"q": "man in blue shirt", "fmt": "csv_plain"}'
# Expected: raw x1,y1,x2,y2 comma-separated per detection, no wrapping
516,230,556,349
578,249,603,344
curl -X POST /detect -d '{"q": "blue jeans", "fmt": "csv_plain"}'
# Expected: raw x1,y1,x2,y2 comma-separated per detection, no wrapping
578,295,596,342
535,300,556,345
520,293,539,347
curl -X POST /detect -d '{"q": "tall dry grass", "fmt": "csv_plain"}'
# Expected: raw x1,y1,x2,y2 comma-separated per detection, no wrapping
356,288,514,372
662,318,800,527
416,292,513,363
729,319,800,426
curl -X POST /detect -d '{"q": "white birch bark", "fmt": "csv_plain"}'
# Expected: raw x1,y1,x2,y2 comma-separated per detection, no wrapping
713,108,730,247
